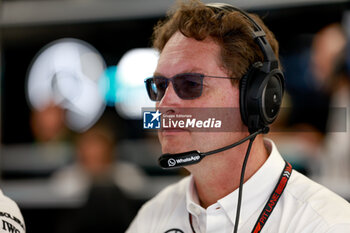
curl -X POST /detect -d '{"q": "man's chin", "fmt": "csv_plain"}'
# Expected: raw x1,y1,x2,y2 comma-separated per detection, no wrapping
159,131,190,151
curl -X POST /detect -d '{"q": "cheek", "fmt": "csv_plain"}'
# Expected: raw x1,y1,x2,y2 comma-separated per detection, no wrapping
203,84,239,108
201,85,244,132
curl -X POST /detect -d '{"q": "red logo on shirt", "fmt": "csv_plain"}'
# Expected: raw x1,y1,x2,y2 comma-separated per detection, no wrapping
253,222,262,233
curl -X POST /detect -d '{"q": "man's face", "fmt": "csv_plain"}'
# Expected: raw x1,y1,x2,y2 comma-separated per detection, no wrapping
155,31,245,156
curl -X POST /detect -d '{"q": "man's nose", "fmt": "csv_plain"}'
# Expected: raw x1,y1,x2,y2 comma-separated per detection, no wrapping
157,82,182,108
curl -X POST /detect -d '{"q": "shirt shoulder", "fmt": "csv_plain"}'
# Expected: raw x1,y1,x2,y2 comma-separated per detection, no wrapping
0,190,26,233
150,175,188,201
283,170,350,232
126,176,190,233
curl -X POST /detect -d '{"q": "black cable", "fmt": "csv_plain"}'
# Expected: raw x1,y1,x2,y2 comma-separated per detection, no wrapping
188,135,258,233
201,128,263,157
233,136,257,233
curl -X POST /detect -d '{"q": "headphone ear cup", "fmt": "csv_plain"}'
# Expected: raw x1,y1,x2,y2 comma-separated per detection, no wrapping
240,62,284,133
261,72,284,125
239,62,262,130
239,67,253,127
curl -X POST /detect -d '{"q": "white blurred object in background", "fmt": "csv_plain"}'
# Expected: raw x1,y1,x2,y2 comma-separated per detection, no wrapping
27,38,106,132
115,48,159,119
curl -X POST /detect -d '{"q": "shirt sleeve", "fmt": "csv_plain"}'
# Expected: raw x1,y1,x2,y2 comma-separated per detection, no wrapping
125,218,138,233
0,192,26,233
325,224,350,233
125,205,151,233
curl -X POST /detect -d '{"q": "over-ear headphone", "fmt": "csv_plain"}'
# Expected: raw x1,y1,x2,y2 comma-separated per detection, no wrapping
207,3,285,133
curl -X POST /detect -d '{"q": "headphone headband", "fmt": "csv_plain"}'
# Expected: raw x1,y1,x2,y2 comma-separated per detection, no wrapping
206,3,264,33
206,3,279,71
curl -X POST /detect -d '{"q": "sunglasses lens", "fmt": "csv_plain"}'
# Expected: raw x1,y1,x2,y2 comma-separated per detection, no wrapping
174,74,203,99
145,74,203,101
145,77,168,101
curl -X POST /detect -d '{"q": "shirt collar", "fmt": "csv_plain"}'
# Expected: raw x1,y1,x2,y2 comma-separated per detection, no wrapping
185,138,286,227
186,174,205,216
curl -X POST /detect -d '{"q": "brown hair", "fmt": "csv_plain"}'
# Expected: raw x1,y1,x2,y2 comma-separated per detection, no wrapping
152,0,280,83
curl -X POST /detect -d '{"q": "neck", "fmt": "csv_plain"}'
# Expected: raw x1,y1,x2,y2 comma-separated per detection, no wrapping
188,135,268,209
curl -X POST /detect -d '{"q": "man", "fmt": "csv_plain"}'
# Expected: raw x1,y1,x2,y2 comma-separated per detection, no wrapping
127,0,350,232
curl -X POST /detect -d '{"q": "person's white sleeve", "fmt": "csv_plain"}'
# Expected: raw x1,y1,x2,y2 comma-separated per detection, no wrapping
0,190,26,233
126,205,149,233
325,224,350,233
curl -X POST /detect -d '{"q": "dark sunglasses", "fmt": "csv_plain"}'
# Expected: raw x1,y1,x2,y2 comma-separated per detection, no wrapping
145,72,239,101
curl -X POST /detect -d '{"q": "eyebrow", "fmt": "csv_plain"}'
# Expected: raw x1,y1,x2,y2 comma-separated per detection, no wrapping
153,68,207,77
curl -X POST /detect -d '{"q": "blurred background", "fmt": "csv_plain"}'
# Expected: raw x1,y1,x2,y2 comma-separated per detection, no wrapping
1,0,350,232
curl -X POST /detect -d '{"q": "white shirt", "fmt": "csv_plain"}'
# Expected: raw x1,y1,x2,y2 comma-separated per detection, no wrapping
126,139,350,233
0,189,26,233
